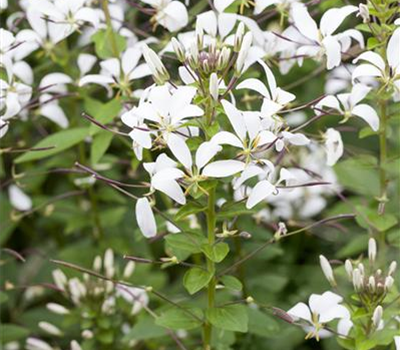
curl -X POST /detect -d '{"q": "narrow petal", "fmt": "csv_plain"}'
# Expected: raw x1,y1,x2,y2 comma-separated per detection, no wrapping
8,185,32,211
135,198,157,238
221,100,247,140
195,141,222,169
320,6,358,37
353,52,385,70
202,160,246,178
291,3,319,42
352,64,383,82
352,104,379,131
387,28,400,71
167,133,192,169
236,78,270,98
287,302,312,323
322,36,342,70
211,131,243,148
246,180,275,209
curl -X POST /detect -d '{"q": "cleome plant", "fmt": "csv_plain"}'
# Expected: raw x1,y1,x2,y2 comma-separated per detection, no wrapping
0,0,399,350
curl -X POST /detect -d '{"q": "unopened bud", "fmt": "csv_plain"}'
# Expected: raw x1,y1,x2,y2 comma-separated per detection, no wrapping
368,238,377,264
189,41,199,68
39,322,63,336
209,73,219,101
52,269,67,290
217,47,231,70
171,38,185,62
358,3,370,23
93,255,102,272
372,305,382,328
196,25,204,49
47,303,70,315
142,44,170,84
26,338,52,350
353,268,363,291
246,296,254,304
123,261,136,279
388,261,397,276
239,231,252,239
368,276,376,292
235,32,252,75
82,330,93,339
358,263,365,276
273,307,294,324
345,259,353,280
71,340,82,350
319,255,336,286
234,22,245,52
385,276,394,291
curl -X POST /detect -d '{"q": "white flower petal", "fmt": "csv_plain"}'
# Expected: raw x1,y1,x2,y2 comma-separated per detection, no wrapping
387,28,400,71
195,141,222,169
352,64,383,82
8,185,32,211
352,104,379,131
236,78,270,98
221,100,247,140
291,3,319,42
353,52,385,71
211,131,243,148
320,6,358,37
287,302,312,323
135,198,157,238
167,133,192,169
246,180,275,209
322,36,342,70
202,160,246,178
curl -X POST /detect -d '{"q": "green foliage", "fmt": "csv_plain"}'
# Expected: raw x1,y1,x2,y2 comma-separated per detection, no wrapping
155,308,203,330
91,29,127,59
183,267,213,295
206,305,248,333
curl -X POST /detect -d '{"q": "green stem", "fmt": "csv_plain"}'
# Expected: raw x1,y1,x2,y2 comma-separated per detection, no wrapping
378,100,388,209
101,0,119,58
203,186,216,350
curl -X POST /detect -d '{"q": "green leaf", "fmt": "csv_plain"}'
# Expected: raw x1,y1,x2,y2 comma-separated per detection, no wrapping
91,28,126,59
247,308,280,337
206,305,248,333
0,324,30,343
183,268,213,295
355,206,398,232
0,291,8,305
219,275,243,291
91,131,114,165
155,308,203,330
165,232,206,255
15,128,89,163
217,201,256,218
123,314,166,341
201,242,229,263
84,98,121,135
334,156,379,196
174,202,206,221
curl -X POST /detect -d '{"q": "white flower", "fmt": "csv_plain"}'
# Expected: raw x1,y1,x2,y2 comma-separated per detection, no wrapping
315,84,379,131
0,118,9,138
290,3,360,69
287,291,350,340
80,47,150,90
142,0,188,32
236,60,295,118
353,28,400,99
38,0,99,39
38,94,69,128
123,85,202,151
324,128,343,166
135,197,157,238
8,185,32,211
253,0,298,15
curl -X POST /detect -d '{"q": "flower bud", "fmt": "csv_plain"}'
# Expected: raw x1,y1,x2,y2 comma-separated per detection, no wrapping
388,261,397,276
353,268,363,291
385,276,394,291
70,341,82,350
209,73,219,101
189,40,199,68
123,261,136,279
142,44,170,84
47,303,70,315
358,263,365,276
358,3,370,23
217,47,231,70
171,38,185,62
52,269,67,290
26,338,52,350
82,330,94,339
368,238,377,264
196,25,204,49
319,255,336,286
372,305,382,328
368,276,376,292
235,32,252,75
93,255,102,272
345,259,353,280
234,22,245,52
39,322,63,336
